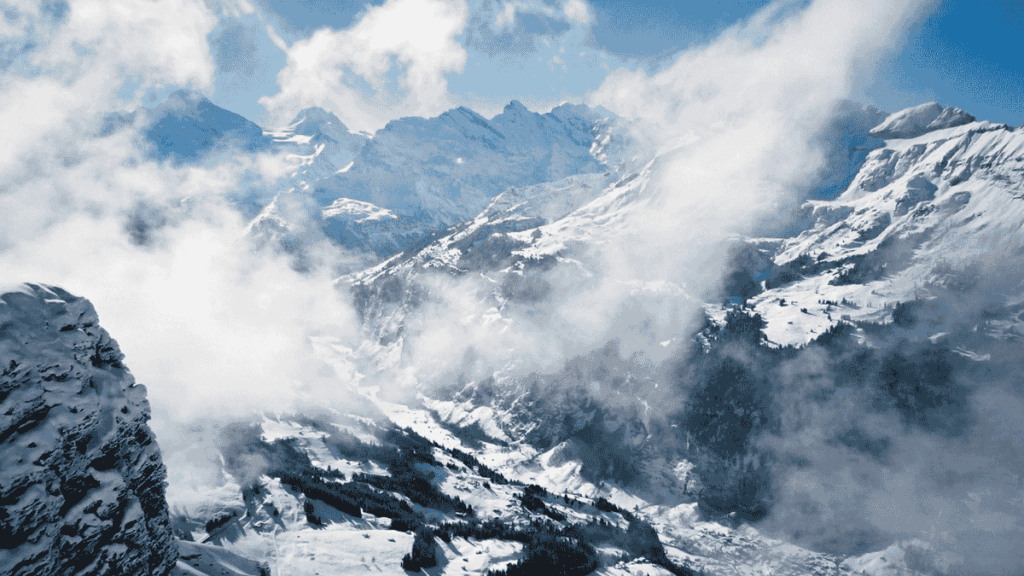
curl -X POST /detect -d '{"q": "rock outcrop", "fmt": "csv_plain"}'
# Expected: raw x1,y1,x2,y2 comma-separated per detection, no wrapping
0,284,176,575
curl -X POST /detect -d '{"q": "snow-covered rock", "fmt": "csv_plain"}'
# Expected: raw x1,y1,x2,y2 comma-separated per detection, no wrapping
0,284,177,575
838,539,956,576
171,540,269,576
869,102,975,140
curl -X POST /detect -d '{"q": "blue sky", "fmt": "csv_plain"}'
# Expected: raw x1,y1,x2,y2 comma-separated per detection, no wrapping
192,0,1022,131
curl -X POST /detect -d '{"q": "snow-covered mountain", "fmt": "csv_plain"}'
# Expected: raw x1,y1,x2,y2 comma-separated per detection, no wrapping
102,90,274,164
330,101,1024,574
727,103,1023,348
319,100,612,221
126,93,623,260
263,107,371,193
14,99,1024,575
264,100,622,260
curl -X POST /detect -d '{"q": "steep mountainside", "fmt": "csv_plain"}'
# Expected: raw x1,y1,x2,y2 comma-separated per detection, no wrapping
0,284,177,575
727,104,1023,347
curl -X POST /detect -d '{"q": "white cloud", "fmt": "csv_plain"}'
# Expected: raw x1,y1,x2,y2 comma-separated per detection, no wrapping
493,0,558,30
379,0,940,385
47,0,217,91
264,23,289,52
494,1,521,28
259,0,470,133
491,0,584,30
563,0,589,25
206,0,257,17
584,0,936,320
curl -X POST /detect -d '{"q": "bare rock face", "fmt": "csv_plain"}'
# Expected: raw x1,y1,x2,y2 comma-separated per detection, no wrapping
0,284,176,575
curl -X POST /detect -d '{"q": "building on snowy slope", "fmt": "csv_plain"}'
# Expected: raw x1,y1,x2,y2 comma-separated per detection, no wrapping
0,284,177,576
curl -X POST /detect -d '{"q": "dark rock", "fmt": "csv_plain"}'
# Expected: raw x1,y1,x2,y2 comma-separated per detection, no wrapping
0,284,177,575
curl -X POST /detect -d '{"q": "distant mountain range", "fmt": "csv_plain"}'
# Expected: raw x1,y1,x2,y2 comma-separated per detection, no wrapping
116,90,622,260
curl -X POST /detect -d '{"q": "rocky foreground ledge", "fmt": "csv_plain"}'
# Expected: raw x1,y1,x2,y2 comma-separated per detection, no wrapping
0,284,177,575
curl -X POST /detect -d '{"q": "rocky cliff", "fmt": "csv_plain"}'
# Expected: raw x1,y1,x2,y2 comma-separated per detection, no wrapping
0,284,176,575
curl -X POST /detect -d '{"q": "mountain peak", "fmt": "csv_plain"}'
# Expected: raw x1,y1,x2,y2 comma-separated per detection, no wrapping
870,101,975,139
491,100,541,128
164,88,212,110
443,105,490,123
291,106,343,127
288,106,358,139
143,90,270,161
550,101,615,124
503,100,530,114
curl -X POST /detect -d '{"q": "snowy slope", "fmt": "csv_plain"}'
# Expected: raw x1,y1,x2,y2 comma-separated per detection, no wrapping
172,540,270,576
726,105,1024,347
334,129,652,376
263,107,370,194
354,170,620,283
161,374,878,576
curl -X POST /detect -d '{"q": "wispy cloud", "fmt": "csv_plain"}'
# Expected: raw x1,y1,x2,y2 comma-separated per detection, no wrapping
387,0,938,398
0,0,364,430
259,0,470,133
